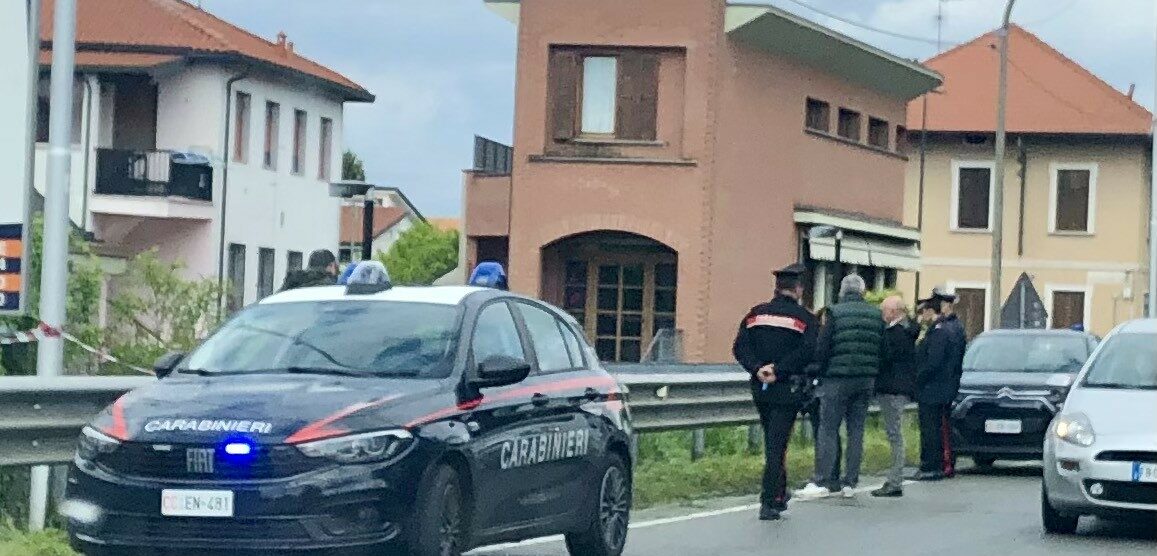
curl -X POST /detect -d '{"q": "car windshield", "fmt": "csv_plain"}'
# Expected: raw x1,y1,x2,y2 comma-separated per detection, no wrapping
963,334,1091,373
1081,332,1157,390
179,300,460,378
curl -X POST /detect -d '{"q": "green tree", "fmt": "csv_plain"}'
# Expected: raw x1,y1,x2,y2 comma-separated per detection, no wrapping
342,150,366,181
377,222,459,286
864,288,903,307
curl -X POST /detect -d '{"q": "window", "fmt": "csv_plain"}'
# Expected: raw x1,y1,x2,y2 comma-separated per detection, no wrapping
868,117,889,148
964,334,1092,374
287,250,303,272
264,101,280,170
227,243,247,312
233,92,251,163
318,117,333,180
805,98,830,132
548,48,660,142
472,303,526,364
35,81,84,144
516,303,575,372
952,162,994,231
1051,164,1096,233
257,247,275,299
558,321,586,368
1081,332,1157,389
1049,289,1086,330
292,109,307,175
837,108,861,141
953,287,988,340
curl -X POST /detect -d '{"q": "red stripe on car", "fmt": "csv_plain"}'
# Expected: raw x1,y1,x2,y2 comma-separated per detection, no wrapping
285,395,402,444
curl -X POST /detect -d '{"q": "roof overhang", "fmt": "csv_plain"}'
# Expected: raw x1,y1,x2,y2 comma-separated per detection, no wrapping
484,0,520,24
726,3,942,99
795,208,921,271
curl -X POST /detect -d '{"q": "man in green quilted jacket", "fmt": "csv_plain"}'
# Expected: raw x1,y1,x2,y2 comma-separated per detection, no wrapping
796,274,885,499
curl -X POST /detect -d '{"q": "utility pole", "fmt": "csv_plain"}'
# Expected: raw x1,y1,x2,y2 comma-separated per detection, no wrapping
1149,87,1156,319
30,0,76,531
989,0,1016,330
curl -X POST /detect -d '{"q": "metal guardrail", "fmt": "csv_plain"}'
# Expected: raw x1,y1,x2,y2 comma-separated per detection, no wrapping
0,367,887,466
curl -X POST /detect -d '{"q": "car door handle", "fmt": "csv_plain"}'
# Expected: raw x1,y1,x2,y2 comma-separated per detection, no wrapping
584,388,601,401
531,393,550,407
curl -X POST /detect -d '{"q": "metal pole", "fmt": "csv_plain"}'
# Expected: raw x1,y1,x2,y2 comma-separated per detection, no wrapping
1149,108,1156,318
989,0,1016,330
831,230,844,304
361,197,374,261
31,0,76,531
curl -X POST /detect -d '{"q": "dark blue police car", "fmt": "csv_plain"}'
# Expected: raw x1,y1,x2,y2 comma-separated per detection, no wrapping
63,277,633,555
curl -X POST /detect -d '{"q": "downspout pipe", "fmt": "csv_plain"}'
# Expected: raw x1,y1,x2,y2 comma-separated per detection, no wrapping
1016,136,1026,257
80,74,96,235
216,73,248,319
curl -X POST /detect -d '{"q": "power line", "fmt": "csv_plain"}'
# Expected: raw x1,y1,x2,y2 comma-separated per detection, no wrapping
777,0,963,46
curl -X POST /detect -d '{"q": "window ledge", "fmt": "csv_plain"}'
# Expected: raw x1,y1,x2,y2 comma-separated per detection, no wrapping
949,228,992,234
804,128,907,160
569,137,666,147
529,154,697,167
1049,230,1095,237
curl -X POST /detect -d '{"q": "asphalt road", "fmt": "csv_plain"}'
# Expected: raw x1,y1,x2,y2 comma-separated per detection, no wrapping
471,464,1156,556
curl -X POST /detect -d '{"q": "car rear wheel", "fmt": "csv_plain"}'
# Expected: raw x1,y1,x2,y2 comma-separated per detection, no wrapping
410,464,469,556
1041,482,1079,535
565,454,631,556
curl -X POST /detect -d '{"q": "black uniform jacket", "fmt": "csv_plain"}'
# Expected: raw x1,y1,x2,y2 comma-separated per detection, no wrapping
732,295,819,406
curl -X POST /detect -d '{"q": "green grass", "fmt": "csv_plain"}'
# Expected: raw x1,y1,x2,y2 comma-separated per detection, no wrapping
0,416,920,553
634,414,921,508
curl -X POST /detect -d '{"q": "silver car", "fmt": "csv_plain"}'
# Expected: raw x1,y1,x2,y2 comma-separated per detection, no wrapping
1042,318,1157,534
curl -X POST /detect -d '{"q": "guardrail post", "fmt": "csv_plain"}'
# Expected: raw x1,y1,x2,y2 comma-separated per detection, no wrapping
746,425,762,454
691,429,706,461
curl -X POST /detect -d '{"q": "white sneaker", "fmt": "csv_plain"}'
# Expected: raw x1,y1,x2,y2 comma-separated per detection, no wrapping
794,483,831,498
841,486,856,499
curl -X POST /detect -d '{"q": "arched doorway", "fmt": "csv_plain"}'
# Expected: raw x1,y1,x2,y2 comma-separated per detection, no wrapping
541,231,677,362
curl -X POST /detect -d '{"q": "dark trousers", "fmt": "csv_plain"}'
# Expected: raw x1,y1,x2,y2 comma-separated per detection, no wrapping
756,402,798,507
808,405,840,484
918,402,954,475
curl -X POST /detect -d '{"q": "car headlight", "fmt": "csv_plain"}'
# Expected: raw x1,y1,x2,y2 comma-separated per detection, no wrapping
77,426,121,461
295,430,414,464
1053,413,1095,447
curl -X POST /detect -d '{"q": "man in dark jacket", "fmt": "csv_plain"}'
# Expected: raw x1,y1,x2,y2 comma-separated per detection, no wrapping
914,291,966,481
733,264,819,521
280,249,338,291
872,295,918,497
798,274,885,499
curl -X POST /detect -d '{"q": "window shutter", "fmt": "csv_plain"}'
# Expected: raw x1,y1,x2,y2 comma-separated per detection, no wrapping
549,50,581,141
615,51,659,141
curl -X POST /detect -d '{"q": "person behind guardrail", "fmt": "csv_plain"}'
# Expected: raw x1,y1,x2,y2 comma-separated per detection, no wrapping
280,249,339,291
732,263,819,521
797,274,885,500
872,296,919,497
912,290,966,481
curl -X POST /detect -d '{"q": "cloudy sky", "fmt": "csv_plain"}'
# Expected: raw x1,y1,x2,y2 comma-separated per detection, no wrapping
200,0,1155,217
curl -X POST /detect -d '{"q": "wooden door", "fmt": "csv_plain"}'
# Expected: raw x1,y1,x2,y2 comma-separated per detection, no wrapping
954,288,987,340
1051,291,1085,330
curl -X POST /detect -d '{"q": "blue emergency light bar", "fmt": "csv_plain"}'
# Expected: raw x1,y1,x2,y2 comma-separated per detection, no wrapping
469,262,508,290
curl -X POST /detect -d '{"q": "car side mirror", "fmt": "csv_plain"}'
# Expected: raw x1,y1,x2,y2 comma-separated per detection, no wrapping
153,351,184,379
471,355,530,389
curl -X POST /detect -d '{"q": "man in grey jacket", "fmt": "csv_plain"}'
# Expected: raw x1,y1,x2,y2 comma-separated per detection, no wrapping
796,274,885,499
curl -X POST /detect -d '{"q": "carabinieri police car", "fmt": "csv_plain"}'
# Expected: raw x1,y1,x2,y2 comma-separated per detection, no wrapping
64,266,633,556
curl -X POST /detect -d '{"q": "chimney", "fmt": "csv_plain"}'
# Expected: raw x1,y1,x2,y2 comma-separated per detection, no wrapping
286,41,294,55
1127,83,1136,99
276,31,287,47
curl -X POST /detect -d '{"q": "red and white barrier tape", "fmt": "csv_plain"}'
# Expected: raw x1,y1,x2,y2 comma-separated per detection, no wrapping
0,322,153,375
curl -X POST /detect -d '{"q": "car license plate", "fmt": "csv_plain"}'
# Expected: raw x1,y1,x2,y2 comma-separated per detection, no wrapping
161,489,234,517
984,419,1022,434
1132,462,1157,483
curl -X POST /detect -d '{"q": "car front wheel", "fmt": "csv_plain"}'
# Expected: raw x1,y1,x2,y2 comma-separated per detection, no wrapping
410,464,469,556
566,454,631,556
1041,482,1079,535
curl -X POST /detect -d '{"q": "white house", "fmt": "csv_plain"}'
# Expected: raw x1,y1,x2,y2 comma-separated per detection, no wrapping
35,0,373,311
338,187,427,264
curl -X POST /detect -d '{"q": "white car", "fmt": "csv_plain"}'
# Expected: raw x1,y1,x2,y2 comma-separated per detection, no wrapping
1041,318,1157,534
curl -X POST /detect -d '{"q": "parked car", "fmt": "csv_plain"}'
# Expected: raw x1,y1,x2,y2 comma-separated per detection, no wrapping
951,329,1098,467
1041,318,1157,533
63,279,633,556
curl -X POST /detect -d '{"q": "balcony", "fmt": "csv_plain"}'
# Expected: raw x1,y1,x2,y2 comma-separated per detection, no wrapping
91,149,215,221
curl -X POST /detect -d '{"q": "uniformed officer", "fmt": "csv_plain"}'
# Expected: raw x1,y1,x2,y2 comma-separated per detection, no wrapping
733,264,819,520
931,287,966,478
913,291,966,481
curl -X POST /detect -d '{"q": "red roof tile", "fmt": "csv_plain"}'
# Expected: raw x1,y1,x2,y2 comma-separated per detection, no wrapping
38,50,180,70
908,25,1150,135
340,206,409,244
40,0,371,101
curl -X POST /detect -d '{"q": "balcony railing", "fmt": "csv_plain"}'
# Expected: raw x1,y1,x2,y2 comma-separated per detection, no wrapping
95,149,213,202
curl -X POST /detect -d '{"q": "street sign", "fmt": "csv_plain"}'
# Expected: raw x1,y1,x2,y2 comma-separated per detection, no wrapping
1000,272,1048,329
0,0,36,314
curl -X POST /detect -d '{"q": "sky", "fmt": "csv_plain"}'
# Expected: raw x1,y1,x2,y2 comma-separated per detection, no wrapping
200,0,1156,218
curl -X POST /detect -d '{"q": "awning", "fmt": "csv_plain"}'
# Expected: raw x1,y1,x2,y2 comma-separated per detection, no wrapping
808,234,920,271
